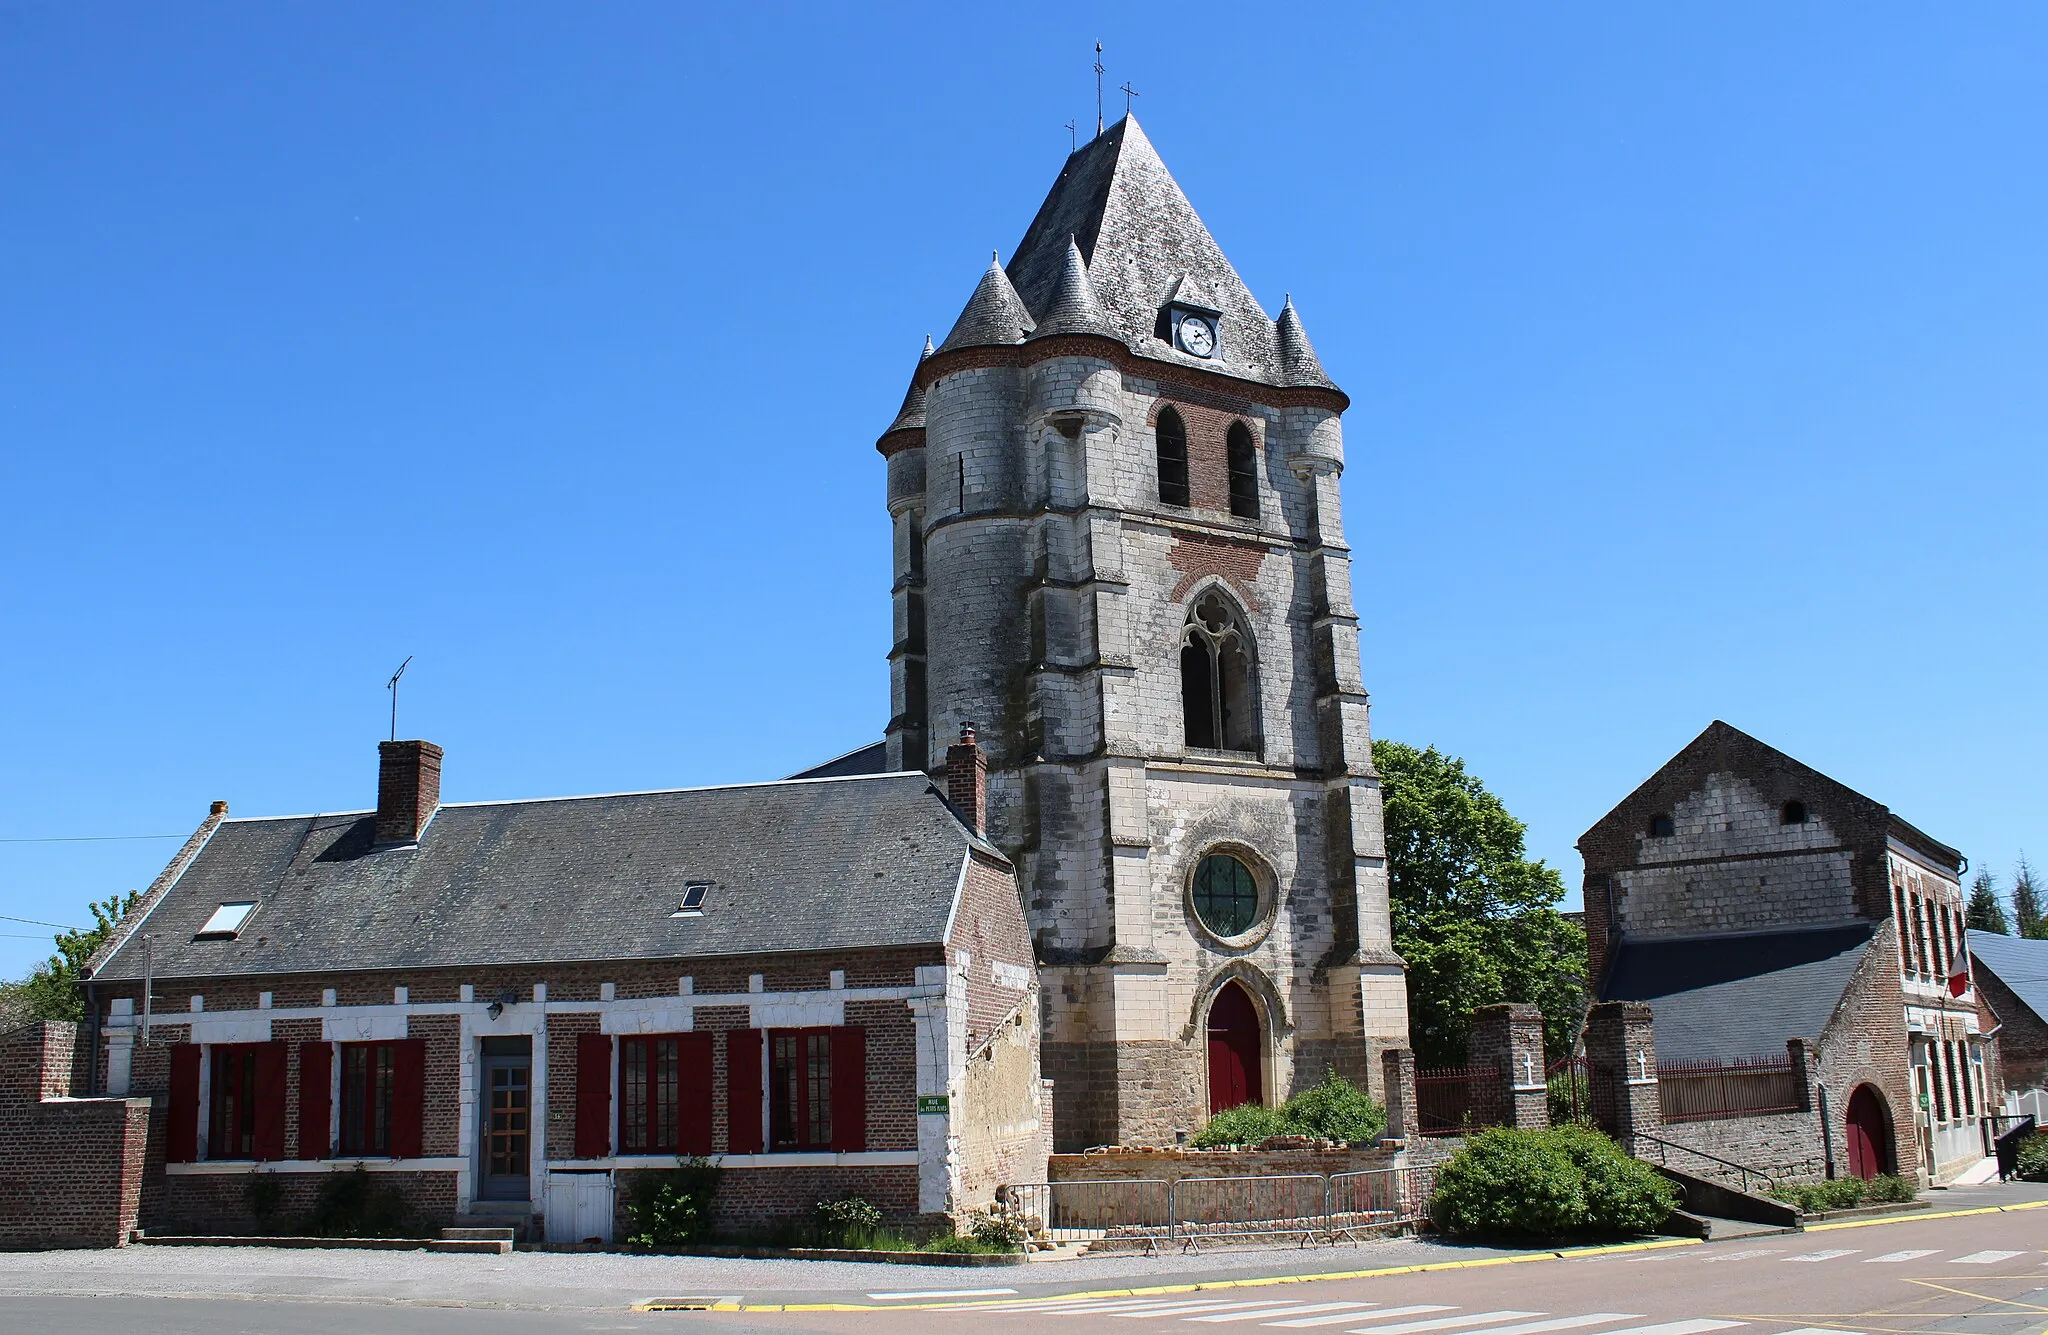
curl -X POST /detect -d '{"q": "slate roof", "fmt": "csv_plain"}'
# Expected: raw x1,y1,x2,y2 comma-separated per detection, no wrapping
785,741,890,780
1970,929,2048,1024
92,772,991,983
927,116,1336,396
1601,923,1877,1061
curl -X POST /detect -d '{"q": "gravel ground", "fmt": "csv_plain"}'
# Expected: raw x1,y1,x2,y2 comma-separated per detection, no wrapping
0,1233,1495,1311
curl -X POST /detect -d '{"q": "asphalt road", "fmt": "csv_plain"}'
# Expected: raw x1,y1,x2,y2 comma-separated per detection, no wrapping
2,1190,2042,1334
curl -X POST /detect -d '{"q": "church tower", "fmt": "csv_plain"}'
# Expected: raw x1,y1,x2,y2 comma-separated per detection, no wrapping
877,118,1407,1149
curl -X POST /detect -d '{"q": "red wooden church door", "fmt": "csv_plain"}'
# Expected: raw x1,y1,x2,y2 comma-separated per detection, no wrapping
1844,1085,1890,1180
1206,981,1264,1115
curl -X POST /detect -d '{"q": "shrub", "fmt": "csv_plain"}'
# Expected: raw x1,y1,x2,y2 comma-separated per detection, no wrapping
1192,1101,1290,1148
2017,1133,2048,1183
303,1164,421,1238
966,1209,1027,1251
1191,1072,1388,1148
1767,1174,1911,1213
1541,1124,1677,1235
815,1194,885,1247
1284,1072,1389,1144
1865,1173,1917,1204
1430,1127,1589,1241
624,1156,724,1248
244,1172,286,1234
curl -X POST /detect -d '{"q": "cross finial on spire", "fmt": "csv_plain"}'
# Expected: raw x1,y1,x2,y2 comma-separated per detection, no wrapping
1120,80,1139,116
1065,118,1076,152
1094,42,1105,137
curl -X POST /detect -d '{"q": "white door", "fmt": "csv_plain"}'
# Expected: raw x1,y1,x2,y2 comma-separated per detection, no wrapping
544,1170,615,1245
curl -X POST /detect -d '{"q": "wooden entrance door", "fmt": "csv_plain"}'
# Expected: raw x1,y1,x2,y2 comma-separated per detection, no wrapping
1206,981,1264,1115
1845,1084,1890,1180
479,1036,532,1201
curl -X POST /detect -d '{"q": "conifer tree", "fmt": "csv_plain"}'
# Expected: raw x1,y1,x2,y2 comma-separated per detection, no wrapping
2014,855,2047,940
1966,870,2010,935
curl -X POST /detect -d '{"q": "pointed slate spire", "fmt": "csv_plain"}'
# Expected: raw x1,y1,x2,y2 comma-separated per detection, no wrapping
882,336,935,437
1030,237,1117,340
937,254,1035,353
1274,295,1334,389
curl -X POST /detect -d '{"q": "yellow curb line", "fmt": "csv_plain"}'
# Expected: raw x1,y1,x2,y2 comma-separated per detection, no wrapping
683,1236,1704,1313
1806,1199,2048,1232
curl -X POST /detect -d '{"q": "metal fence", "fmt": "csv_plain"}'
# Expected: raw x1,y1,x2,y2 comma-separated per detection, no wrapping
996,1166,1438,1253
1547,1056,1589,1125
1657,1056,1803,1123
1415,1065,1484,1136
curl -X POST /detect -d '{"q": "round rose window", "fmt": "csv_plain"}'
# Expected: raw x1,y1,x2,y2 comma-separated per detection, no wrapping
1192,854,1260,938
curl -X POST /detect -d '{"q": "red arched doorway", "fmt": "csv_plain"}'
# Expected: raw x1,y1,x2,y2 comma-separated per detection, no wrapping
1844,1084,1892,1180
1206,981,1264,1115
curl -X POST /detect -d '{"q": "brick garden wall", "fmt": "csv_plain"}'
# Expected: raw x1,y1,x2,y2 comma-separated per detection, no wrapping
0,1023,151,1248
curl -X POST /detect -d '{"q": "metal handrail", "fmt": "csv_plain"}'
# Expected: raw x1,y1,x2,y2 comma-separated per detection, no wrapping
1627,1131,1815,1195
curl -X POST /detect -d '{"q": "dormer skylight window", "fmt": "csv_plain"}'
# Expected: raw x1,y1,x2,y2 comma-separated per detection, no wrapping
672,881,712,918
196,902,256,939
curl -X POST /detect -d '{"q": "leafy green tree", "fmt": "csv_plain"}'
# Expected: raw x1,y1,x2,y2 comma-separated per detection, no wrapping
0,890,140,1024
1966,870,2009,935
1373,740,1587,1066
2015,855,2046,941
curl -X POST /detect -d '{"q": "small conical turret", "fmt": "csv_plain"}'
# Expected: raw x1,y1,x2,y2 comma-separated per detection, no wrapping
938,255,1035,352
877,337,935,452
1274,296,1334,389
1030,237,1117,340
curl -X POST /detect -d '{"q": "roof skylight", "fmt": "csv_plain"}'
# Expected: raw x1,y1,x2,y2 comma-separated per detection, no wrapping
671,881,712,918
196,902,257,939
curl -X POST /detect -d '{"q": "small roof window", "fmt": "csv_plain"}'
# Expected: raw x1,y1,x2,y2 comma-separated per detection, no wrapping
196,902,256,939
671,881,713,918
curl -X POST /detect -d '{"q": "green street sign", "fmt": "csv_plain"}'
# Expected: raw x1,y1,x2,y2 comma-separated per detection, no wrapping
917,1094,949,1115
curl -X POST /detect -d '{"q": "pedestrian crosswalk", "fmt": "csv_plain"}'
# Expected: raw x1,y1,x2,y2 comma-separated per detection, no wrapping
928,1246,2043,1330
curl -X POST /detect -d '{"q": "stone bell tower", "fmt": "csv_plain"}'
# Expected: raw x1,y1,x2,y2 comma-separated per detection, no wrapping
876,117,1407,1149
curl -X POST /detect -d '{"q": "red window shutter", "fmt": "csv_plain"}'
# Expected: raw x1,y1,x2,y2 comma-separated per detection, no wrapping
252,1041,288,1161
166,1043,202,1164
576,1033,613,1159
388,1038,426,1159
829,1026,866,1153
678,1032,714,1156
297,1042,332,1160
725,1029,764,1154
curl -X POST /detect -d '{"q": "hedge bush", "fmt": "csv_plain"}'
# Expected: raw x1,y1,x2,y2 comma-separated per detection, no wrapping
624,1156,724,1248
1191,1072,1387,1148
1767,1174,1915,1213
2013,1132,2048,1182
1429,1126,1676,1242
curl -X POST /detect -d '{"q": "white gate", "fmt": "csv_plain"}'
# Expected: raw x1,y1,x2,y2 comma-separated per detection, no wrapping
545,1170,615,1245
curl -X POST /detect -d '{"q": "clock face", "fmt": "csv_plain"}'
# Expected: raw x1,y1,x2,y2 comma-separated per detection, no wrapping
1177,314,1216,357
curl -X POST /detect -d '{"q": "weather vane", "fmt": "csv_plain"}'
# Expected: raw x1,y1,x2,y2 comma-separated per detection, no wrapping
1094,42,1105,137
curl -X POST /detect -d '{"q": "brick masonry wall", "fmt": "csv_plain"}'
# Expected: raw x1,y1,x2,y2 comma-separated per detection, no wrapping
1814,921,1919,1179
612,1164,924,1236
155,1170,458,1236
0,1023,152,1248
1654,1111,1827,1183
1048,1144,1404,1186
1977,968,2045,1095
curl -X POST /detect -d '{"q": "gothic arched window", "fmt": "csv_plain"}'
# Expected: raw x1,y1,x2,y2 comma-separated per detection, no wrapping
1227,422,1259,519
1156,408,1191,508
1181,590,1257,753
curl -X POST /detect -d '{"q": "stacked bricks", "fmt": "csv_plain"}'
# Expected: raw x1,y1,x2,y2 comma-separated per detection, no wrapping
1380,1048,1418,1141
1584,1002,1660,1141
0,1022,151,1248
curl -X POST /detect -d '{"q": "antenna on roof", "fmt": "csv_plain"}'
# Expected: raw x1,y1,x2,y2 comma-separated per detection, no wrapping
1120,80,1140,116
385,655,413,741
1094,42,1105,138
1065,118,1076,152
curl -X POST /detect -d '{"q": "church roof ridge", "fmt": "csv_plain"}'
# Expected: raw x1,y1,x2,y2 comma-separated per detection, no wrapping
937,253,1035,353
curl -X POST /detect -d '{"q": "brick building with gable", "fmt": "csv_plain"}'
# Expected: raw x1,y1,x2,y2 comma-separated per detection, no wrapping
1580,722,1998,1185
33,731,1045,1243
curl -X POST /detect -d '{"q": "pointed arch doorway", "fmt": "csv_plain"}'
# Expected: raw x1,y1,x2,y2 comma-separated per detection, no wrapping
1206,981,1264,1115
1844,1084,1892,1180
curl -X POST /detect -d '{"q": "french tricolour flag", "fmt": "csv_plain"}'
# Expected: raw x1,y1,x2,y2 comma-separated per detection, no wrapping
1947,941,1972,997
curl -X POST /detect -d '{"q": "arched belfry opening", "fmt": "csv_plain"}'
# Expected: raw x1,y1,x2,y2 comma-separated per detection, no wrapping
1206,981,1264,1114
1181,589,1257,754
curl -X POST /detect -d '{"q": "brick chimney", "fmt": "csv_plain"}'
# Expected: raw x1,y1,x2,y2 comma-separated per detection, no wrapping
945,723,987,836
376,740,443,846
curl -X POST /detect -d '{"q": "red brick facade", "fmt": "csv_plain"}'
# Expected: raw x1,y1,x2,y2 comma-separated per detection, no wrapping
0,1023,151,1248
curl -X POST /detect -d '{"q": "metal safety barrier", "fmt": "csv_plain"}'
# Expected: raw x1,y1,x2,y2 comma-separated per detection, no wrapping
997,1166,1439,1254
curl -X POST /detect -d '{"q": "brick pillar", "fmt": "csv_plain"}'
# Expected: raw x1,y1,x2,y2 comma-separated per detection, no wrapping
1467,1003,1548,1130
945,724,988,835
1585,1001,1660,1141
1381,1048,1418,1141
1787,1038,1816,1113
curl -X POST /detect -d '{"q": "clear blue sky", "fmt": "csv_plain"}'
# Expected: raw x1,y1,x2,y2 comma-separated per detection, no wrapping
4,5,2044,979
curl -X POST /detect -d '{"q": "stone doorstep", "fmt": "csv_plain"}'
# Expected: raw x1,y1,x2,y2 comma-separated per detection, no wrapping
130,1233,511,1255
